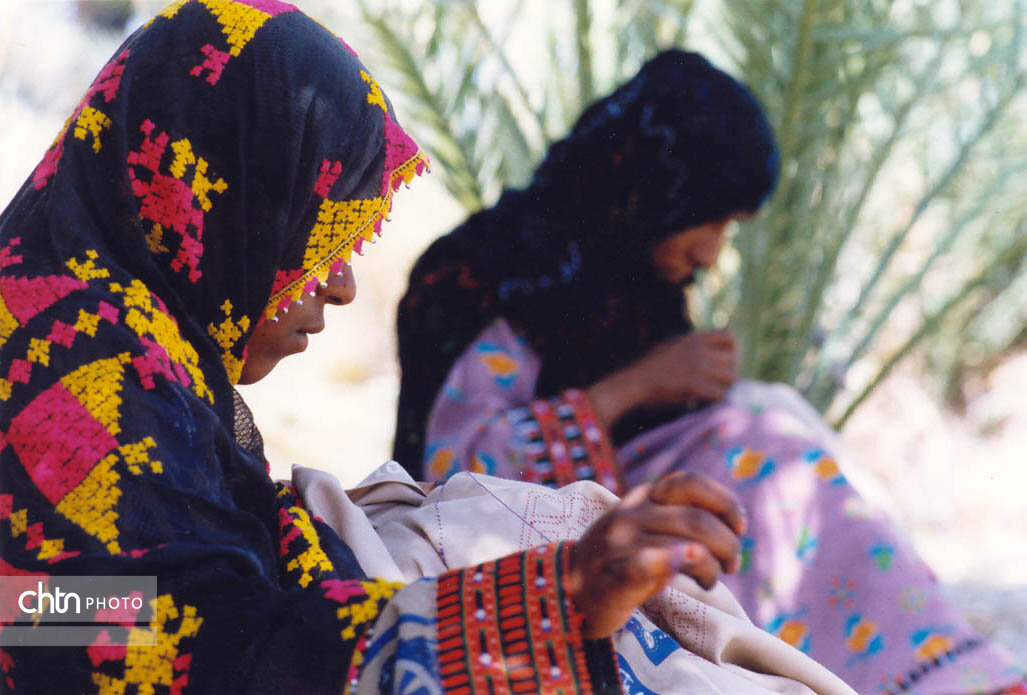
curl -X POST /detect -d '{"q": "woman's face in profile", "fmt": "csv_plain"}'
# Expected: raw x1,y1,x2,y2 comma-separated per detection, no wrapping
238,264,357,384
649,214,743,285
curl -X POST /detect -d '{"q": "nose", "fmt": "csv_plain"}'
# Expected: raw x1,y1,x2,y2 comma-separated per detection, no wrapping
694,223,730,268
319,263,357,306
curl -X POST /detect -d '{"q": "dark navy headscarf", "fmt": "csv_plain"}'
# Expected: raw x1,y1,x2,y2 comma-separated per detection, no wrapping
0,2,426,692
394,50,779,472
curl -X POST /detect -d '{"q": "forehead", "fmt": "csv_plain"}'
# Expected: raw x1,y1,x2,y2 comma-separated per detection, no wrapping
658,221,727,248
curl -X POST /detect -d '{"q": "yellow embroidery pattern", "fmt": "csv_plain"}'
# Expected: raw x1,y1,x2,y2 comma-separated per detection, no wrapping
0,296,18,347
128,125,228,281
145,224,170,254
198,0,273,57
169,138,229,211
336,579,402,641
262,173,418,323
360,70,387,112
154,0,191,22
207,299,250,384
110,279,213,403
119,437,163,475
302,198,379,271
3,501,71,563
61,354,131,436
56,439,165,555
66,250,111,282
53,356,129,552
74,309,102,337
92,594,203,695
26,338,51,366
74,106,113,153
283,502,334,589
57,454,122,553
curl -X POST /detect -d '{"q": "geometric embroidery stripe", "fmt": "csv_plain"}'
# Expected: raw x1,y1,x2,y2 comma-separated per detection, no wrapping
435,544,596,695
529,400,579,488
563,389,623,494
878,638,999,695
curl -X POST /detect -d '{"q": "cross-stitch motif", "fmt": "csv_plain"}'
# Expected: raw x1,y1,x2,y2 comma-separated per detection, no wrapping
0,495,78,564
185,0,296,85
206,299,250,384
90,594,203,695
277,485,335,589
263,74,429,320
0,6,630,695
33,50,129,189
128,120,228,284
109,278,212,402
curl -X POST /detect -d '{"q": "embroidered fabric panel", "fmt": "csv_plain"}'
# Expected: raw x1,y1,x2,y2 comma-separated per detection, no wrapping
511,389,623,494
435,542,618,695
876,638,1026,695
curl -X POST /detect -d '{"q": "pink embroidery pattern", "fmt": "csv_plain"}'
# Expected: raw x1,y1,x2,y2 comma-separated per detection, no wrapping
33,50,129,189
5,383,120,505
0,296,120,403
0,275,89,325
0,495,79,564
127,120,228,283
187,0,296,85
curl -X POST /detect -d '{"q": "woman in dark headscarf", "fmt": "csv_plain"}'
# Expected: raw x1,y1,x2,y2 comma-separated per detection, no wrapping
0,4,788,693
394,51,1026,694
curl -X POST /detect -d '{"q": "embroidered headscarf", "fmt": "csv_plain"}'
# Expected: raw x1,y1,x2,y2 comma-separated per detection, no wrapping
394,50,778,471
0,2,425,691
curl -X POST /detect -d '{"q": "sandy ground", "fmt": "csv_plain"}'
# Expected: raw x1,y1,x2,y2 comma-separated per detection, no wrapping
2,0,1025,676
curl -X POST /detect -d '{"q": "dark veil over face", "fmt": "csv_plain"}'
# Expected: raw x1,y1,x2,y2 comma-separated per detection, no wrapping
0,0,425,586
395,49,779,471
1,3,428,691
1,0,427,416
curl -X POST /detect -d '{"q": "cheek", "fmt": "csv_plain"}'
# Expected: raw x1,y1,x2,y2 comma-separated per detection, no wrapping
246,319,293,361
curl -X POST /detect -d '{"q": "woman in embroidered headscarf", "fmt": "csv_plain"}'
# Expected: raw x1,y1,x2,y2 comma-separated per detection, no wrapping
394,50,1027,694
0,4,867,695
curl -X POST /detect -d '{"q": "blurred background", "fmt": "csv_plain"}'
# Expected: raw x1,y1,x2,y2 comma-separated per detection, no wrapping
2,0,1025,668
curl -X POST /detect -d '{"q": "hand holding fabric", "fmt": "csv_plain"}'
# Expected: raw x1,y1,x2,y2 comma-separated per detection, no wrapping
566,471,747,638
587,330,738,428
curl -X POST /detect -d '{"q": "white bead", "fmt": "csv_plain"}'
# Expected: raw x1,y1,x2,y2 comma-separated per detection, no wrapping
320,281,328,289
535,576,546,588
295,299,303,305
541,618,552,631
479,653,492,666
309,291,316,297
550,667,561,678
270,316,279,323
473,572,483,583
475,609,486,621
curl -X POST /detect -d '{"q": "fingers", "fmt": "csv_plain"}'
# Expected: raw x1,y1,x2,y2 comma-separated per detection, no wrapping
650,472,748,536
571,474,747,637
628,539,723,592
670,540,722,590
626,541,722,593
698,330,736,349
692,333,738,393
633,505,742,573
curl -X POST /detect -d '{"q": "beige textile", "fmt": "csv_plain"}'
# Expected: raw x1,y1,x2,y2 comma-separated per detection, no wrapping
292,463,857,695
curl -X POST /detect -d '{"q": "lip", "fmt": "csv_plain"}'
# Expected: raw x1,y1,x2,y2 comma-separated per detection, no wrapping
289,332,309,354
298,321,325,336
